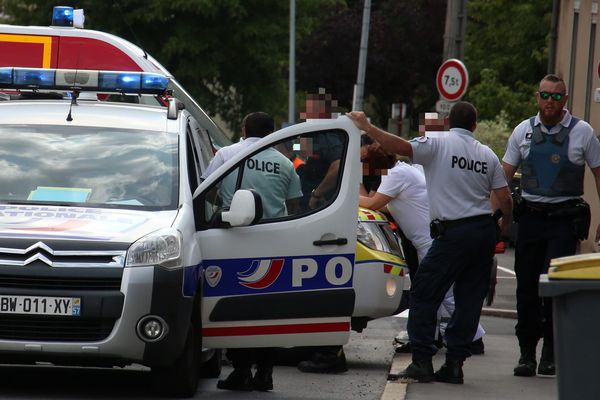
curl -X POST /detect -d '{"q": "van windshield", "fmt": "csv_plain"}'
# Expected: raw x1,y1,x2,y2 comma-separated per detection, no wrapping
0,125,178,210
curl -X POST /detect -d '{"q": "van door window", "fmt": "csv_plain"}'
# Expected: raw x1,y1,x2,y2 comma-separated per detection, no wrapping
188,118,215,170
200,129,347,226
186,126,201,193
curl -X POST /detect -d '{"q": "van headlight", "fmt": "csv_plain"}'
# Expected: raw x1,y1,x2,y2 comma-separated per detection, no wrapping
356,221,391,253
126,228,182,269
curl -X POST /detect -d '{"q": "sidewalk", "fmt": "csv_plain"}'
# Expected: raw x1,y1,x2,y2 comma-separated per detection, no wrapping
381,316,558,400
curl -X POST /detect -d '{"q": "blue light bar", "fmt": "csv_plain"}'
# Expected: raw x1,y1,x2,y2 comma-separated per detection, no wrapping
0,68,11,85
0,68,169,94
142,73,170,92
99,72,141,92
52,6,74,27
13,68,56,88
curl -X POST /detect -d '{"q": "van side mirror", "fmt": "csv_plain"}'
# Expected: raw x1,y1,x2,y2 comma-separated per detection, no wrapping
221,189,263,227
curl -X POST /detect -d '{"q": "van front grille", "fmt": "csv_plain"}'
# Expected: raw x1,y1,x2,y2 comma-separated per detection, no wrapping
0,316,115,341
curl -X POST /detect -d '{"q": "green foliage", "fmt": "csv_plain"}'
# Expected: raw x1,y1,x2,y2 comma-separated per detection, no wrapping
296,0,447,127
465,0,552,128
466,69,537,128
474,113,512,160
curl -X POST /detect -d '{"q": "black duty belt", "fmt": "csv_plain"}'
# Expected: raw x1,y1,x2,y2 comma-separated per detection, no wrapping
439,214,492,229
524,199,581,213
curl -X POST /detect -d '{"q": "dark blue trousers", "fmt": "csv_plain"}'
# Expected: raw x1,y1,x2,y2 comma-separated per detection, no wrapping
407,218,496,361
514,212,577,349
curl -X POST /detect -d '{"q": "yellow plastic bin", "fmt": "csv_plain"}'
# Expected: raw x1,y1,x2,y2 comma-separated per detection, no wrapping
539,253,600,400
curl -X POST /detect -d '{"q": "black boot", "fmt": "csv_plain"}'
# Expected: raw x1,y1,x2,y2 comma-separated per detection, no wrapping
538,343,555,376
388,358,434,383
513,346,537,377
297,347,348,373
253,366,274,391
434,359,464,384
395,341,412,353
468,338,485,355
217,368,254,391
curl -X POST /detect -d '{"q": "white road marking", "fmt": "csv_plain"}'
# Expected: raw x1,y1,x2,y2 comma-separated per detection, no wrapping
497,265,515,275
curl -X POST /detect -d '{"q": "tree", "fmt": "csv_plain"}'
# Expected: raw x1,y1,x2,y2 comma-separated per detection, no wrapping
296,0,447,127
464,0,552,127
0,0,340,132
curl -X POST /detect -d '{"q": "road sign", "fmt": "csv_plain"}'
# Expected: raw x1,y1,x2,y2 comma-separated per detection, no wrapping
436,59,469,101
435,99,454,114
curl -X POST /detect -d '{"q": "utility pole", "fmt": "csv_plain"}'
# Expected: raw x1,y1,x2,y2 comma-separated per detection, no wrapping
443,0,467,60
288,0,296,125
352,0,371,111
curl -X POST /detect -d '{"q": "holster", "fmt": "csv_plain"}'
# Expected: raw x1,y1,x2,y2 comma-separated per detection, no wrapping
547,199,591,240
430,219,445,240
512,190,525,223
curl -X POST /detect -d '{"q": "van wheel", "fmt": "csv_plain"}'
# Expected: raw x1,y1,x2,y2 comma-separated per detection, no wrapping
200,348,222,378
152,326,201,398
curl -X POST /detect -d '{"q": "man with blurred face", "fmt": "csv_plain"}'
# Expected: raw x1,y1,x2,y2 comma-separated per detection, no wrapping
503,74,600,377
347,102,512,385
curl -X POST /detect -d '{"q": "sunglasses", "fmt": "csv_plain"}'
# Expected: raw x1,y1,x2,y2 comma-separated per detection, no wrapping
539,91,565,101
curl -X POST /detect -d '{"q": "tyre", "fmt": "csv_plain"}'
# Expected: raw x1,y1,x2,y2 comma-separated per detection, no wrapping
152,326,201,398
200,348,222,378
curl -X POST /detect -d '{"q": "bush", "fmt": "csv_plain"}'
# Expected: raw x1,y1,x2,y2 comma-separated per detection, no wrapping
466,68,537,129
474,112,512,160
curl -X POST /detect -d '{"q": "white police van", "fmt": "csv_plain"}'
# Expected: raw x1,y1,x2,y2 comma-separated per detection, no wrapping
0,8,406,397
0,66,363,396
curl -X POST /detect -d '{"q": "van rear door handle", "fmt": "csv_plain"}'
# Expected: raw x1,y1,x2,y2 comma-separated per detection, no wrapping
313,238,348,246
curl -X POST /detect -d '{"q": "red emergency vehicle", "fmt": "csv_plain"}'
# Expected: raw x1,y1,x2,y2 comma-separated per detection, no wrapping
0,21,230,147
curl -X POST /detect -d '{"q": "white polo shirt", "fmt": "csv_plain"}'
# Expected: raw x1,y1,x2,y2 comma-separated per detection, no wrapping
410,128,507,221
503,110,600,203
202,137,259,179
377,162,432,261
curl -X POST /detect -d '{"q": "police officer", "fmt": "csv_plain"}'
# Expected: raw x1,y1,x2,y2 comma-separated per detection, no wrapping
204,112,303,391
203,112,302,220
296,91,348,374
503,74,600,377
347,102,512,384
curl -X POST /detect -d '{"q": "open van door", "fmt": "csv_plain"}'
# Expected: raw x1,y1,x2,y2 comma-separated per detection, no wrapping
193,116,360,348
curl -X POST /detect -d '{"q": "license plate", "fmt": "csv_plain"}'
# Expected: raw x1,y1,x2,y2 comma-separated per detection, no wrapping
0,295,80,316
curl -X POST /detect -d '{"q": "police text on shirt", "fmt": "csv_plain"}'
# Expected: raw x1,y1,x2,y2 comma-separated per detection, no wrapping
451,156,488,174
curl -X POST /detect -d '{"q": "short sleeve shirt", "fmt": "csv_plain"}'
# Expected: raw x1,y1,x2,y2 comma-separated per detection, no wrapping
377,162,432,260
202,138,303,218
201,137,260,179
410,128,507,221
300,133,343,195
503,110,600,203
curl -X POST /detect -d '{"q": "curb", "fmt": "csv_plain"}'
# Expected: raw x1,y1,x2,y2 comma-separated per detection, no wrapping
381,309,517,399
381,352,410,400
481,307,517,319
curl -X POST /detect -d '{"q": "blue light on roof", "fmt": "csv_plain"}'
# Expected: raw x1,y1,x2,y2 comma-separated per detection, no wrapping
0,68,12,85
142,73,169,94
52,6,74,27
99,72,141,92
13,69,56,88
0,67,169,95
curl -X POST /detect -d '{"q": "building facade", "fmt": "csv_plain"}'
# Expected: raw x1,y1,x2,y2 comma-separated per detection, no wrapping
554,0,600,252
